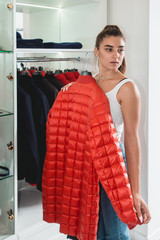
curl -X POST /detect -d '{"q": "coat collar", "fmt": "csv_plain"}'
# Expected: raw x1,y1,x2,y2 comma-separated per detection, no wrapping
76,74,96,84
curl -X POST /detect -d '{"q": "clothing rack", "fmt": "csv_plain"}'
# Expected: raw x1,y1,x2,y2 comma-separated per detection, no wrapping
17,56,81,63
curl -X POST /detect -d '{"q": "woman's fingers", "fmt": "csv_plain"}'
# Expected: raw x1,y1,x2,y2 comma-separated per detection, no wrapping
133,194,143,223
61,83,73,91
133,193,151,224
141,204,151,224
63,86,68,92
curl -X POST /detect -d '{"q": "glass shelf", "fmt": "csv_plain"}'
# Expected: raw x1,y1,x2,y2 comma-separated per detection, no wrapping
0,175,13,182
0,110,13,118
0,176,14,239
0,51,13,53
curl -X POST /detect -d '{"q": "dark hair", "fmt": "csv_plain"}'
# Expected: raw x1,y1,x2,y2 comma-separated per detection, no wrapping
95,25,126,74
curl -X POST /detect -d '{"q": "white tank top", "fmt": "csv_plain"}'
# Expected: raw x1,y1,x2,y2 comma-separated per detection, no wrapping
105,78,133,141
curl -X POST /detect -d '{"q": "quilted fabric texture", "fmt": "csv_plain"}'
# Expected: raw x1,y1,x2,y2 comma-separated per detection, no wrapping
42,75,139,240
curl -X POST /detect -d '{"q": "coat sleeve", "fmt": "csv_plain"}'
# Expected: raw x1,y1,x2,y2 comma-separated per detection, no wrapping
89,97,140,229
42,110,56,222
42,91,68,223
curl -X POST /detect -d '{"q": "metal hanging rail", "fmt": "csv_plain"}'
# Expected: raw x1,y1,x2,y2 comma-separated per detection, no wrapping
17,56,81,63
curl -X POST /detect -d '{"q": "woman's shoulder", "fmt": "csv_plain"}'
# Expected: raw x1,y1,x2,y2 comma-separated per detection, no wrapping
119,78,136,90
118,78,140,101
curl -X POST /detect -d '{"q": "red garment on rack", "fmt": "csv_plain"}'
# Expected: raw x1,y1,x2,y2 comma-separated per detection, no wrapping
28,69,36,76
72,71,80,79
41,70,46,77
63,72,77,82
28,69,45,77
54,74,70,85
20,70,32,77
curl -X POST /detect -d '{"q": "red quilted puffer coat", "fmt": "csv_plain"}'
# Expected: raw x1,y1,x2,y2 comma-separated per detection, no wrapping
42,75,139,240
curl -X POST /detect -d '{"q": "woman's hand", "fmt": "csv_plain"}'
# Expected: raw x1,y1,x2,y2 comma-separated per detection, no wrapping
133,193,151,224
61,82,74,91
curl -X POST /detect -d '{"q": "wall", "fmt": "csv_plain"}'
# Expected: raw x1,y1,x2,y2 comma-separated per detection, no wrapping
24,9,60,42
148,1,160,239
23,13,30,39
59,0,107,72
107,0,149,239
61,0,107,49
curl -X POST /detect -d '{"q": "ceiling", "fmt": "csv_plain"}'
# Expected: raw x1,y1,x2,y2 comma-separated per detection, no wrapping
16,0,99,9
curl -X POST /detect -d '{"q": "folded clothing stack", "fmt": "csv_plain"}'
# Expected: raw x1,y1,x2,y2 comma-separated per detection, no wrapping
42,42,82,49
17,38,44,48
16,32,83,49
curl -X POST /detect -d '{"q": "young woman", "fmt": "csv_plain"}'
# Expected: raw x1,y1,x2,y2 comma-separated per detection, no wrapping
64,25,151,240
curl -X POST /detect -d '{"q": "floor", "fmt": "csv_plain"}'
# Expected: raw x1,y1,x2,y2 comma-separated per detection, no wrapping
18,182,43,232
18,180,134,240
18,180,67,239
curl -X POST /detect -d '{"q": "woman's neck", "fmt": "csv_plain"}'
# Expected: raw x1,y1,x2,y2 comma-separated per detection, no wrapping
96,70,124,82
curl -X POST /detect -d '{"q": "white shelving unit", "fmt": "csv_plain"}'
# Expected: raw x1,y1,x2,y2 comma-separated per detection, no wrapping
16,49,94,53
0,1,107,239
15,0,106,73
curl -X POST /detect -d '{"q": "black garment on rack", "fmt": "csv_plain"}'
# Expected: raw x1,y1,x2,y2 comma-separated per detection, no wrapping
67,235,78,240
18,75,50,188
45,73,64,91
17,84,39,183
32,74,59,190
32,74,58,108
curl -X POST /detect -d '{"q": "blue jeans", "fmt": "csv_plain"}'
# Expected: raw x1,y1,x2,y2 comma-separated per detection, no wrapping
97,143,130,240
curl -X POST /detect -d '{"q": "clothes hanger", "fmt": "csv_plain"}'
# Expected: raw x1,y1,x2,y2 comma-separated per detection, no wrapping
71,68,78,72
21,67,30,76
38,66,43,71
81,70,92,76
21,71,30,76
64,68,71,72
46,70,53,75
30,66,37,70
20,62,25,71
33,71,42,76
55,69,62,74
81,52,92,76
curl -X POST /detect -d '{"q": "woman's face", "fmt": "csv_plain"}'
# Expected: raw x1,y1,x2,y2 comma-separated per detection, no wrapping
95,36,125,72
